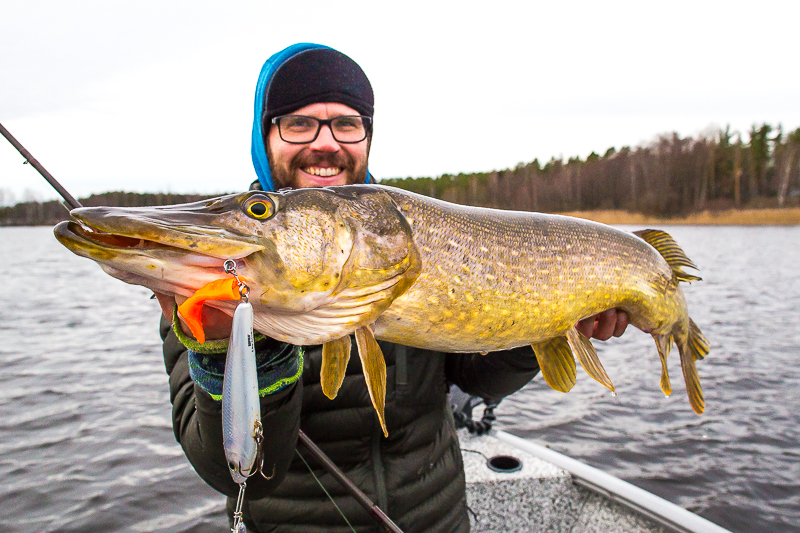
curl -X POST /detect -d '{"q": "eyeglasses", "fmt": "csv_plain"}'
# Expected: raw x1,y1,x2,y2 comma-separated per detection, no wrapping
271,115,372,144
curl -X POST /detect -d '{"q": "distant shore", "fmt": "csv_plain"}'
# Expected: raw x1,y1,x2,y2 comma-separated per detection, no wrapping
559,207,800,226
2,195,800,227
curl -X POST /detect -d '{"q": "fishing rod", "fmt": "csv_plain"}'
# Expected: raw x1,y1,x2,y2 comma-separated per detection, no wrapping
297,429,403,533
0,122,82,210
0,120,404,533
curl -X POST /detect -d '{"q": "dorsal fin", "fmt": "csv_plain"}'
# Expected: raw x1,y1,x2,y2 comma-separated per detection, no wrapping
633,229,702,282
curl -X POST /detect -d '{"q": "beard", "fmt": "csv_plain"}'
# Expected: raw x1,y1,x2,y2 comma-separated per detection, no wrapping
267,143,369,190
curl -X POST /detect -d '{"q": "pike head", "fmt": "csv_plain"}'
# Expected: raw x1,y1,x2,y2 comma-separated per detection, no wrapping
54,185,421,344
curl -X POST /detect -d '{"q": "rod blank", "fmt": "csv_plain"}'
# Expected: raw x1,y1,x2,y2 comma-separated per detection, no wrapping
0,122,82,210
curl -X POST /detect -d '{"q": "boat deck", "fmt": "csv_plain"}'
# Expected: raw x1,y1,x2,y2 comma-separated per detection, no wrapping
461,429,678,533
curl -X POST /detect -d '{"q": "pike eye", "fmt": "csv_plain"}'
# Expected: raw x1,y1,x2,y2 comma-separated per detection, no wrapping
244,195,275,220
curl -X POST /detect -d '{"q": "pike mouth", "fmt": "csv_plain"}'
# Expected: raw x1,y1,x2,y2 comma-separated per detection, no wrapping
56,202,266,260
69,221,166,250
55,220,253,268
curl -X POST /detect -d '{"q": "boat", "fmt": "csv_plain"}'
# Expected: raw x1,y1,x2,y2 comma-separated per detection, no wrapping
460,428,732,533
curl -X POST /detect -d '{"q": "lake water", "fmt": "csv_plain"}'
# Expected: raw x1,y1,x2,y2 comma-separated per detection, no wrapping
1,225,798,532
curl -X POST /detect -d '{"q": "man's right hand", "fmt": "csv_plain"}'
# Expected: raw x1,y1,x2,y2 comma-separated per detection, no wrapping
155,292,234,342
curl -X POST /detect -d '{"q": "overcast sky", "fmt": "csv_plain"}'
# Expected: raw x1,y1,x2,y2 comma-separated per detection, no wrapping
1,0,798,204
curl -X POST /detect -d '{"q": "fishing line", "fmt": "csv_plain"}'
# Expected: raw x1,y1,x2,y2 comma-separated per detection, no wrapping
459,448,490,461
295,449,358,533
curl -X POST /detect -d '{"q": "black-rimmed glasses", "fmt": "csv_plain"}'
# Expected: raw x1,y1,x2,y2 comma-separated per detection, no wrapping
271,115,372,144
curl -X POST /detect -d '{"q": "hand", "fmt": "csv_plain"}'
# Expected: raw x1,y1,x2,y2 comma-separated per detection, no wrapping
576,308,629,341
154,292,234,341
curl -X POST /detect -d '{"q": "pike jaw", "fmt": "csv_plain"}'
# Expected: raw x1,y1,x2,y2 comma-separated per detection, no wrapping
54,186,421,345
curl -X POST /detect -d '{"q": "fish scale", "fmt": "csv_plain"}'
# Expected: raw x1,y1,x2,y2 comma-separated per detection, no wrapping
374,190,677,352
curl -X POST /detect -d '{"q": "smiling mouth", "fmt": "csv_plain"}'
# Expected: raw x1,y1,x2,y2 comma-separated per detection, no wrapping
302,166,343,177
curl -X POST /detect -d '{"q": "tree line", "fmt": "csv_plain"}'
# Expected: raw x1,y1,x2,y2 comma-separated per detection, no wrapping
0,191,213,226
382,123,800,216
2,122,798,226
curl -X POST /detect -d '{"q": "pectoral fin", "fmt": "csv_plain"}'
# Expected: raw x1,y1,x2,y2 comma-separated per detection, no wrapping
653,334,673,396
567,328,614,392
355,326,388,437
321,336,352,400
531,335,576,392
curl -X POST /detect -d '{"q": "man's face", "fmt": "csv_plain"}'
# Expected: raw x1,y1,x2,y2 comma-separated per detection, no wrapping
267,102,369,189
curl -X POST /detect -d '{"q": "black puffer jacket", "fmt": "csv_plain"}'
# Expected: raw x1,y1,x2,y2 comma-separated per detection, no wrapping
161,317,539,532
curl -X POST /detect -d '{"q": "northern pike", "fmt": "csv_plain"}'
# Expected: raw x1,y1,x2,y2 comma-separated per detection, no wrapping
54,185,710,433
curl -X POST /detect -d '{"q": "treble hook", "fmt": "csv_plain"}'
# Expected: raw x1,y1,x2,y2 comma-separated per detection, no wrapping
230,422,275,482
253,423,276,480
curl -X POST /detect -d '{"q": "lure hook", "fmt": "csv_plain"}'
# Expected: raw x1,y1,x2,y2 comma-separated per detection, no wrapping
228,414,275,484
253,422,276,480
224,259,250,302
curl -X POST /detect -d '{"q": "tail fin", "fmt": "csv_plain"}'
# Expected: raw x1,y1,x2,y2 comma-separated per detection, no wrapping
633,229,702,282
676,318,710,414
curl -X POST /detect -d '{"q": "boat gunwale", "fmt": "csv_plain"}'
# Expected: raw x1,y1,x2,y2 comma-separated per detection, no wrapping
493,429,733,533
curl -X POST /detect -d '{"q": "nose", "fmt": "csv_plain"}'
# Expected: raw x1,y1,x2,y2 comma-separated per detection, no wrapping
309,123,340,152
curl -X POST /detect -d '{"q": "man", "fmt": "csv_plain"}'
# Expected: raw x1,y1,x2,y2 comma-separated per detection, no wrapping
156,43,628,532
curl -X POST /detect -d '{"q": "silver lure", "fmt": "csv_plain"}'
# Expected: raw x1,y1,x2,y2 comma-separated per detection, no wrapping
222,301,262,485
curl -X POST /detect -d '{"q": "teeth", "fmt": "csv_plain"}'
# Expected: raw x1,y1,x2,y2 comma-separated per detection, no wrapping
304,167,342,177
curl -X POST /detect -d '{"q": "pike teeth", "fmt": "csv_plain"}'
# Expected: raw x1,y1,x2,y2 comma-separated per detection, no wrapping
303,167,342,177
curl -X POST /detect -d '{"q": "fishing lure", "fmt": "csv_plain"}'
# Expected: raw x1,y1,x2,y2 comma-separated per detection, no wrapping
220,259,276,532
221,260,259,532
177,276,244,344
180,260,272,532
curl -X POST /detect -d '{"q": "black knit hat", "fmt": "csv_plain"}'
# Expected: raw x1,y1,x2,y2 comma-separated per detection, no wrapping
262,48,374,129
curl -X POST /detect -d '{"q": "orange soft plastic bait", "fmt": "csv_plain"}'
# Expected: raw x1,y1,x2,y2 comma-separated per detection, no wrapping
177,277,247,343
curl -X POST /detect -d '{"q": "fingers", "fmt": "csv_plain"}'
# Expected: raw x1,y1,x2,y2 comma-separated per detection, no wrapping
153,292,192,335
593,309,617,341
574,309,630,341
154,292,176,320
201,304,234,340
153,292,234,342
576,316,595,338
613,310,629,337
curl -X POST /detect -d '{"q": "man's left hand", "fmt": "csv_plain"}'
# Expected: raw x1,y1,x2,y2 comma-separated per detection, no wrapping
576,309,629,341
